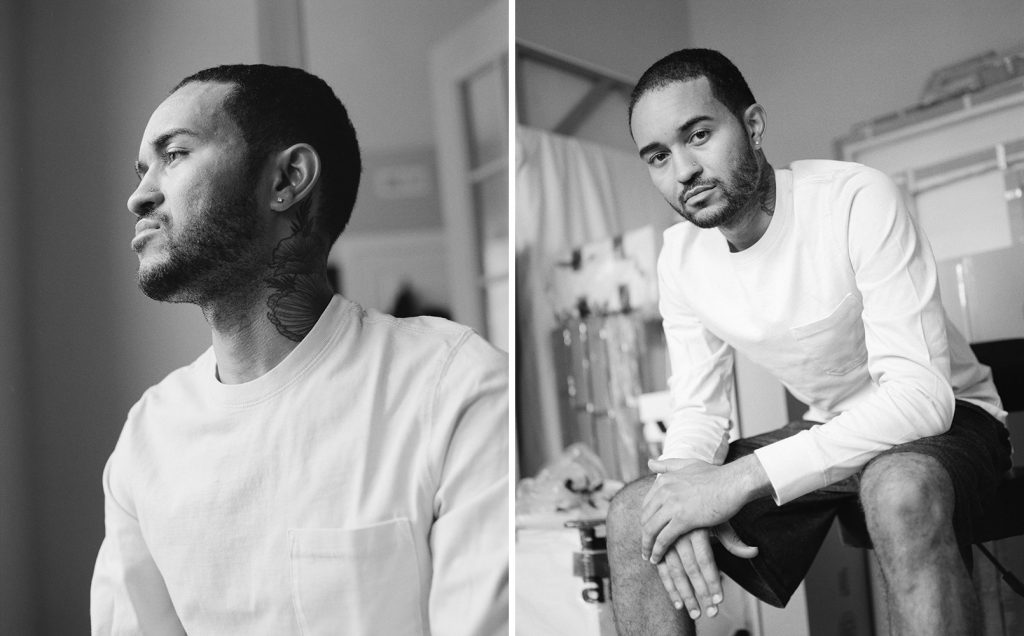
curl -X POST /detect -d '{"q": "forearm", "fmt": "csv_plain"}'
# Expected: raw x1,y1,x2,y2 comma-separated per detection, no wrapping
754,370,955,505
659,249,737,467
723,454,774,507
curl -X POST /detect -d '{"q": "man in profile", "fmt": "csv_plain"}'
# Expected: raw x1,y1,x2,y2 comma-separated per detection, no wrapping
607,49,1009,636
91,64,508,635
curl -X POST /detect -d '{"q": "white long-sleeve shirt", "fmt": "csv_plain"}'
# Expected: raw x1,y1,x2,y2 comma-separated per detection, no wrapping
658,160,1005,505
91,296,509,635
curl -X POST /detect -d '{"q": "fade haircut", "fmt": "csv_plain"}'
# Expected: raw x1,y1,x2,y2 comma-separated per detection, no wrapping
173,64,361,244
628,49,756,125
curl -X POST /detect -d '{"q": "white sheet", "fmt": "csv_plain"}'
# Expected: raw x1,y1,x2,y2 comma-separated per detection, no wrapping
515,125,672,475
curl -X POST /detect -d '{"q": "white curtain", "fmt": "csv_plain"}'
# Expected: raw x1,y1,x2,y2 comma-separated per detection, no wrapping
515,125,672,478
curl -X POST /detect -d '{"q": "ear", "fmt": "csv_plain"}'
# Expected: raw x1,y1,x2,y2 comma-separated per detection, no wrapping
742,103,767,149
268,143,321,212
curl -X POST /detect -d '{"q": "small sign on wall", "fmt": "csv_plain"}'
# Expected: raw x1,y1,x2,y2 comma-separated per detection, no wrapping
346,145,442,234
372,163,433,200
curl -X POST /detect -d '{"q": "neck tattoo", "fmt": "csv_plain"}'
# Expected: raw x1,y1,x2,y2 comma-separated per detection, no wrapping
757,162,776,218
264,200,333,342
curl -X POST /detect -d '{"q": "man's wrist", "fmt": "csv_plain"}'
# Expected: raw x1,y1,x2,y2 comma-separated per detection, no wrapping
728,455,774,504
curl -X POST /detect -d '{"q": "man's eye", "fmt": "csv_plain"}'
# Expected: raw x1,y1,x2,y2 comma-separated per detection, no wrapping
648,152,669,166
690,130,710,144
165,150,185,163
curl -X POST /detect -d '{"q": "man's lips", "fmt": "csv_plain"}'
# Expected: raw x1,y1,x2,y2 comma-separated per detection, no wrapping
132,219,162,251
683,184,715,203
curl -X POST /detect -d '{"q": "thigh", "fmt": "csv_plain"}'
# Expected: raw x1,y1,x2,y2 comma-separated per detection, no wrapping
859,400,1011,562
607,474,657,547
867,400,1011,513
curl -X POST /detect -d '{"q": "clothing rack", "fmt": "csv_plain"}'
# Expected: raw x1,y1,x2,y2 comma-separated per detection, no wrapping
516,40,634,136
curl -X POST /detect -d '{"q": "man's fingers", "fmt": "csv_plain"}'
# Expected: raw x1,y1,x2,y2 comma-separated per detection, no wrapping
656,551,699,618
640,489,662,527
716,523,759,559
641,476,659,509
647,458,691,474
649,518,687,564
640,510,669,561
655,562,682,610
674,539,712,618
691,531,723,613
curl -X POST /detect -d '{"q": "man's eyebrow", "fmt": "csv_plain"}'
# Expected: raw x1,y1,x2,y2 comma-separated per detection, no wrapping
148,127,199,151
134,128,199,179
637,115,714,158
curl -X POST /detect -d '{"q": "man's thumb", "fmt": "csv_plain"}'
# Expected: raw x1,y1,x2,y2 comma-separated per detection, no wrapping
716,524,758,559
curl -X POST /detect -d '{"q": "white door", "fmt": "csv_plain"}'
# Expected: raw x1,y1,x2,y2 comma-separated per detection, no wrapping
430,1,509,350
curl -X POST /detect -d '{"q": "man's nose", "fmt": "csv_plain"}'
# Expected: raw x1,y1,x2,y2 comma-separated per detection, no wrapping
127,177,164,217
674,154,701,184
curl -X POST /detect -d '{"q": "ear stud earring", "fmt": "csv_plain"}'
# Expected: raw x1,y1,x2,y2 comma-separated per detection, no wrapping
276,197,284,203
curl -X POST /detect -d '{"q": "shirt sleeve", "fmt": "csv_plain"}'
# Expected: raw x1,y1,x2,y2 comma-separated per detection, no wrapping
91,442,186,636
754,167,955,504
427,332,509,636
658,242,734,465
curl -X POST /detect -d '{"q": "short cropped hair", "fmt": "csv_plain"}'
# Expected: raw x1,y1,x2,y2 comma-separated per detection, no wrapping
174,64,361,244
629,49,756,124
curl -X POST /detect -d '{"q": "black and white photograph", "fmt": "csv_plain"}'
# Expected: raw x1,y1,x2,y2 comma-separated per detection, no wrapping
514,1,1023,635
1,1,507,634
2,0,1024,635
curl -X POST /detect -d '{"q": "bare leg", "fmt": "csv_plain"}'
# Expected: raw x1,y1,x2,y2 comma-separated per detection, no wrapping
860,453,979,635
606,476,694,636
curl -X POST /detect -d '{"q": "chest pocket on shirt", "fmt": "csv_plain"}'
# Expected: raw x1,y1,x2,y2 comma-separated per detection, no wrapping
790,293,868,376
289,519,426,636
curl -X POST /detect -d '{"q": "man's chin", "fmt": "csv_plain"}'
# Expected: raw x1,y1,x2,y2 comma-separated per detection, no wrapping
679,204,734,229
138,280,185,303
138,265,191,303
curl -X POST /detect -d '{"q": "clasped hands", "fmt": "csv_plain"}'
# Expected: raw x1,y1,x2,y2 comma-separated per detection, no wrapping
640,457,761,620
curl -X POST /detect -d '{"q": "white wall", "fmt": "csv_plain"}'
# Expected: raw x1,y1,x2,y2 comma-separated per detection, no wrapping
304,0,492,272
686,0,1024,166
304,0,498,155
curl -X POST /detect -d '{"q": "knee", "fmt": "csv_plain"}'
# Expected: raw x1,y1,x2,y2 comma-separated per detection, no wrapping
860,454,954,543
606,475,655,552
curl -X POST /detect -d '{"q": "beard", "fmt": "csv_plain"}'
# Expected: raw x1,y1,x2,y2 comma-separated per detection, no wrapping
138,174,267,304
673,147,763,229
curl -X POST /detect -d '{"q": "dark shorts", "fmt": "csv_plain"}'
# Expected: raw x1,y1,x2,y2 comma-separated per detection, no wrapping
713,400,1012,608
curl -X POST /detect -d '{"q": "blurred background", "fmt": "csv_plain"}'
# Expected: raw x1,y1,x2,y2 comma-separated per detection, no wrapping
514,1,1023,634
0,0,506,633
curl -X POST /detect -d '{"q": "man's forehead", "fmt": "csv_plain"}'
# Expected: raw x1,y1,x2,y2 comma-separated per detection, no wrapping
636,78,719,119
141,81,236,147
631,78,723,139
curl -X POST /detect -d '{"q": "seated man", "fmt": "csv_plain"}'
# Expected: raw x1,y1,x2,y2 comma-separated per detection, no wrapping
91,64,508,635
607,49,1010,636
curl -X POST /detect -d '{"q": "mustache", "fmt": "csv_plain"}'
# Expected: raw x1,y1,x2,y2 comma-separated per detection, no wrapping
134,199,168,219
679,178,719,205
135,205,169,224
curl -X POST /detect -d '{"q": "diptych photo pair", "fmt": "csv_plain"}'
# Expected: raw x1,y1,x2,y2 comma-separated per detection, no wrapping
1,1,1023,635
